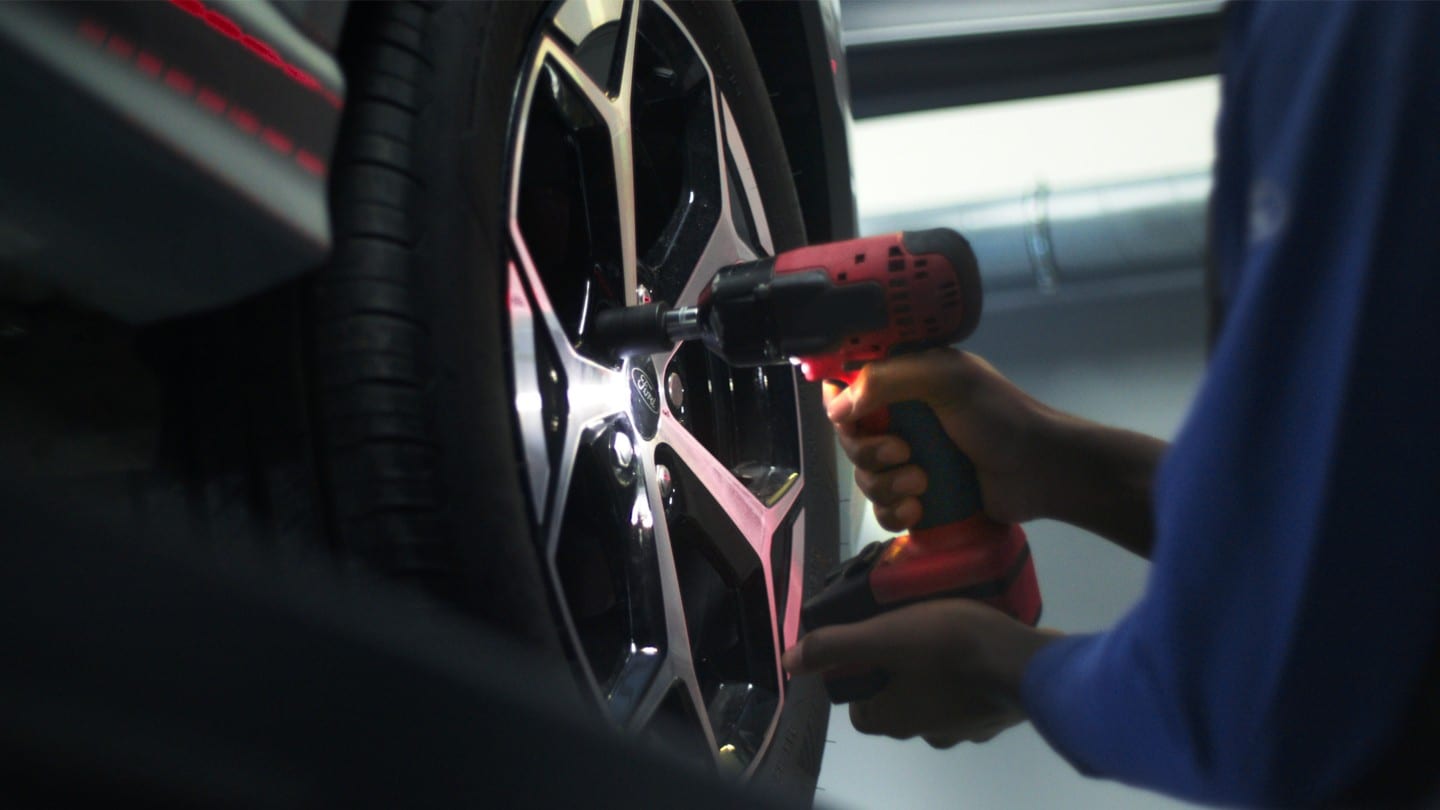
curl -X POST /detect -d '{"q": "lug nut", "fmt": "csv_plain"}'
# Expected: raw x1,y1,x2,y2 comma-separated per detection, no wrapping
611,430,635,470
656,464,675,512
666,371,685,411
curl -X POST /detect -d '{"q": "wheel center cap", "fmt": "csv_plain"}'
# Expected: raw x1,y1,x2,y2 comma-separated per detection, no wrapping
629,359,661,439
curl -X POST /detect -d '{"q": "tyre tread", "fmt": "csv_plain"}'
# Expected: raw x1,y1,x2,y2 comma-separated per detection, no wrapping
306,1,453,590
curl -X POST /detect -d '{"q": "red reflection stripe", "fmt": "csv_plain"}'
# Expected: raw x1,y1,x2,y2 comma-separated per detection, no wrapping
295,150,325,176
78,19,107,45
164,67,195,96
136,50,163,77
201,9,241,39
227,107,260,134
167,0,341,108
197,88,227,114
106,36,135,59
261,128,294,155
74,17,328,179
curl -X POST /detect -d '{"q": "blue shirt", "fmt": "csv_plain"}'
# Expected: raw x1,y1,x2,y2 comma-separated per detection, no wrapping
1021,3,1440,804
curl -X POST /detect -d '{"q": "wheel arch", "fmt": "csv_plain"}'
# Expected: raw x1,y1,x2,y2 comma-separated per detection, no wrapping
735,0,858,246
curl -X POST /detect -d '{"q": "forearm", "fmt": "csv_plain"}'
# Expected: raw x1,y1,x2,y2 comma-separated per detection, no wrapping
1028,409,1166,558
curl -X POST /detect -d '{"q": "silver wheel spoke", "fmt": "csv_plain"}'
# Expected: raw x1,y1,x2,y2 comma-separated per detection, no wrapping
615,2,641,304
622,657,678,731
720,97,775,256
624,453,719,750
536,9,640,307
654,407,803,658
509,226,630,522
673,94,769,307
656,412,783,560
675,211,756,308
507,261,550,518
779,510,807,652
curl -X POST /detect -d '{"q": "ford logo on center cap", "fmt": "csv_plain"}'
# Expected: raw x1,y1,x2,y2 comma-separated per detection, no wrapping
630,362,661,439
631,367,660,413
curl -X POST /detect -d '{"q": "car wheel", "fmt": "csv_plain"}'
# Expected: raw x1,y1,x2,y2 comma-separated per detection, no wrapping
308,0,838,795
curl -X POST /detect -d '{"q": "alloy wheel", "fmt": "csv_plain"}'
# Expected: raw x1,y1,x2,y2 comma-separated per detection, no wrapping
504,0,811,775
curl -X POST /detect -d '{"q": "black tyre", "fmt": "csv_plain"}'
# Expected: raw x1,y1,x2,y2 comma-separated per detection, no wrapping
157,0,838,797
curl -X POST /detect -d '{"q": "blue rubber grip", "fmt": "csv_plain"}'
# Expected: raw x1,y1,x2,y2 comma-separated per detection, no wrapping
887,400,983,528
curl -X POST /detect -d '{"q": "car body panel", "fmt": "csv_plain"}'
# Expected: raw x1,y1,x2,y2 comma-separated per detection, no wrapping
0,0,341,322
0,0,853,324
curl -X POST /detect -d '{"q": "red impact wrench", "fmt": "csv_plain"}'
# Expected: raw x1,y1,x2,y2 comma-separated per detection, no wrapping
593,228,1043,704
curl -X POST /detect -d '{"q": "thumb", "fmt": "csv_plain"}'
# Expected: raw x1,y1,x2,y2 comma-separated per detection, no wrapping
782,625,878,676
845,348,968,425
822,380,854,426
783,608,934,675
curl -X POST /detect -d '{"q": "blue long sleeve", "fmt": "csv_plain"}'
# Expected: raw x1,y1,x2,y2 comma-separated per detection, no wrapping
1021,4,1440,804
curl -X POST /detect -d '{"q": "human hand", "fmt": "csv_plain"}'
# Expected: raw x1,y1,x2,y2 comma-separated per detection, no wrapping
782,599,1060,747
825,348,1054,532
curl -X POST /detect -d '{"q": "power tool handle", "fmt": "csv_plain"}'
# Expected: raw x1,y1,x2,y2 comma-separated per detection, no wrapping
870,400,985,529
817,400,1042,700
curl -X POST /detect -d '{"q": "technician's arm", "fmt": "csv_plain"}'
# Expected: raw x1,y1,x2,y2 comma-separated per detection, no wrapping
828,350,1166,558
1023,3,1440,804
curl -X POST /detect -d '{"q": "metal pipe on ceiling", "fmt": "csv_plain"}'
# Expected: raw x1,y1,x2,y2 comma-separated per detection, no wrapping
862,170,1210,300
